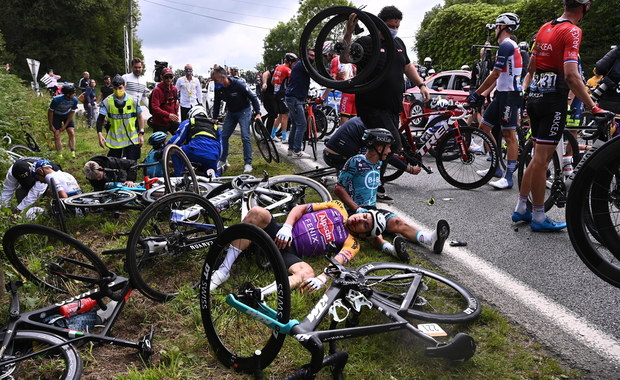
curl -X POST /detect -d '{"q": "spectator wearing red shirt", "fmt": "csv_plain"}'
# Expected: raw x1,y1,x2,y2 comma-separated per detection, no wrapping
151,68,180,134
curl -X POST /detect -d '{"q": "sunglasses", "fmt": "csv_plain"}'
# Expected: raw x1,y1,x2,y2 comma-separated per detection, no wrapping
163,75,174,79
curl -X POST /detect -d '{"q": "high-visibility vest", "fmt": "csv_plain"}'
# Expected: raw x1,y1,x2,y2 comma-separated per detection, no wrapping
105,96,139,149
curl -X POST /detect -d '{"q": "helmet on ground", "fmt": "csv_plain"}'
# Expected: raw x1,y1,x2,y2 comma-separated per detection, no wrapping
461,64,470,70
161,67,173,77
322,41,335,55
362,128,394,147
495,12,520,31
435,99,450,109
367,210,387,238
188,105,208,119
31,158,52,177
284,53,298,63
111,74,125,87
61,84,75,95
424,57,432,63
148,131,167,146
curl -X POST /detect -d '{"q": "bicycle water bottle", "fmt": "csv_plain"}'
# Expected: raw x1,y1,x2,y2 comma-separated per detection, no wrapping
59,298,97,318
562,155,573,177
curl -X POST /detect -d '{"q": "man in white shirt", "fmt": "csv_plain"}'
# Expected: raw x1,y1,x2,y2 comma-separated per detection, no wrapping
123,58,149,109
176,64,203,121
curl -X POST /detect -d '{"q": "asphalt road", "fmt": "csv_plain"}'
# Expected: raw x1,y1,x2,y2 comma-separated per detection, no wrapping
281,138,620,379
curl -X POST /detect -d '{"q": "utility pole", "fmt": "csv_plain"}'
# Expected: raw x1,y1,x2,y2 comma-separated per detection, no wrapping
128,0,134,64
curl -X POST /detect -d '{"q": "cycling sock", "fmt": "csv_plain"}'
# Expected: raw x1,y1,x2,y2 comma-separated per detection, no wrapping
504,160,517,180
270,126,280,138
532,204,546,223
218,245,243,277
515,194,528,215
381,241,396,256
415,230,433,246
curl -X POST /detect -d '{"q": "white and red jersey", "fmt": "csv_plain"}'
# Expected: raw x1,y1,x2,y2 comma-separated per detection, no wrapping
330,56,355,81
271,64,292,94
494,37,523,92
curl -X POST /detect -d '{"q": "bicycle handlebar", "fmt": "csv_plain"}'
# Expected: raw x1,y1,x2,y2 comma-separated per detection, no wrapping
580,111,616,141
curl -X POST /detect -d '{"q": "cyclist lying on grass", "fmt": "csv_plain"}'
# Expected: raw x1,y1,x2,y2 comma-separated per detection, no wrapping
334,129,451,259
83,155,138,191
209,200,387,293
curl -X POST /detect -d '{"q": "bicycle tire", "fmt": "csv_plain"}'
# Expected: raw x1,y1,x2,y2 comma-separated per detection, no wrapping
321,105,339,137
162,144,199,195
63,190,137,209
3,224,111,294
0,330,82,380
313,107,328,141
49,177,68,234
25,132,41,152
8,144,34,157
200,223,290,373
567,137,620,288
141,185,167,204
247,175,331,221
382,153,406,183
435,126,499,190
357,262,481,323
252,118,272,163
126,192,224,302
262,121,280,163
307,114,318,161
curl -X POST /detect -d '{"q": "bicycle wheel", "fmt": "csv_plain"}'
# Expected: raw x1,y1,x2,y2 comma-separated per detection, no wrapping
126,192,224,302
313,107,328,140
252,118,272,163
357,262,481,323
247,175,331,221
162,144,199,194
200,223,290,373
3,224,111,294
321,105,339,137
435,126,499,190
49,177,68,234
63,190,137,209
261,121,280,164
8,144,34,157
141,185,167,204
25,132,41,152
0,330,82,380
383,153,406,183
307,114,318,160
567,138,620,288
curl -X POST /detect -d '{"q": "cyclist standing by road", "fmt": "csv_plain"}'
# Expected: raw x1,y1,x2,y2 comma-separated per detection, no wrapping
514,0,607,231
285,48,315,159
47,83,78,159
467,12,523,190
334,128,450,260
342,6,430,204
270,53,297,142
84,79,97,129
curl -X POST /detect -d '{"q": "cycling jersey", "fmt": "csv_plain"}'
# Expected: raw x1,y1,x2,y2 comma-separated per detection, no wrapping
337,155,381,209
494,38,523,92
45,171,81,196
330,56,355,80
49,95,78,116
292,200,359,262
271,64,292,95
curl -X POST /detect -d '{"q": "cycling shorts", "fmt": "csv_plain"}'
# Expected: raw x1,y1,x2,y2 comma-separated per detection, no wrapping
323,149,348,171
527,91,568,145
275,96,289,115
264,216,302,269
52,114,75,130
357,107,401,152
340,93,357,117
481,91,521,131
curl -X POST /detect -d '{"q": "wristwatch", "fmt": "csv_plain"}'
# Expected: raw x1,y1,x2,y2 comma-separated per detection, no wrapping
417,83,427,89
138,130,145,135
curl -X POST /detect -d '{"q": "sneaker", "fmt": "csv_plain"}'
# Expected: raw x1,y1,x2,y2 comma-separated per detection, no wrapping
244,164,253,173
287,149,293,157
71,151,76,158
476,168,503,178
58,153,63,159
376,193,394,204
511,211,532,223
431,220,450,254
393,235,410,262
291,151,310,159
281,138,288,143
489,177,513,189
209,269,230,291
468,142,484,154
271,136,281,142
217,160,230,169
531,217,566,232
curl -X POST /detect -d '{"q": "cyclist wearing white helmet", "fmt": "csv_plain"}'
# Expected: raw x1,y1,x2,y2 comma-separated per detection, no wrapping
334,128,450,260
467,11,523,190
168,104,222,174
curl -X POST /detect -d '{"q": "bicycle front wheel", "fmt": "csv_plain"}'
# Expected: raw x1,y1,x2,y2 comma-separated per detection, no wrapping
0,330,82,380
252,118,272,163
435,126,499,190
247,175,331,221
162,144,199,194
3,224,111,295
307,115,319,160
357,262,481,323
63,190,137,209
126,192,224,302
201,223,290,373
49,177,68,233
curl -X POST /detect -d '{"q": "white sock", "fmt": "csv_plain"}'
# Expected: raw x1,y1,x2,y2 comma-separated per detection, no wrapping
217,245,242,277
415,230,434,246
381,242,396,256
514,194,528,215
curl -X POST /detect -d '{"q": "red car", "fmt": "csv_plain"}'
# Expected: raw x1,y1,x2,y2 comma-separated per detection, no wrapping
404,70,472,128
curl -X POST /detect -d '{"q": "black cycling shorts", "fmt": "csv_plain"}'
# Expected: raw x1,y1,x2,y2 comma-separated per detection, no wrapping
274,96,289,115
52,114,75,130
357,106,401,152
527,91,568,145
264,216,302,269
481,91,522,131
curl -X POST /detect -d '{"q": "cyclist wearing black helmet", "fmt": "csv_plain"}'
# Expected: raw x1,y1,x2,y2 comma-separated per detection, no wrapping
269,52,298,143
335,128,450,258
47,83,78,158
1,157,59,218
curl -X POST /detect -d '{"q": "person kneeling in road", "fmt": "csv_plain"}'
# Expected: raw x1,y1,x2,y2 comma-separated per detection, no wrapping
334,128,450,259
209,200,387,293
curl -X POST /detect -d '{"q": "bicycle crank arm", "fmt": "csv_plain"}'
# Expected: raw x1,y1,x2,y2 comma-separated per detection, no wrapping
225,294,299,334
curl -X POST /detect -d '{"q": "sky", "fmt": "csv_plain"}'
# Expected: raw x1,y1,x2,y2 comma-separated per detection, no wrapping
136,0,444,80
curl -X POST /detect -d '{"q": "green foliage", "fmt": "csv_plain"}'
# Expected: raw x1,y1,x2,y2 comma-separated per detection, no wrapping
0,0,143,83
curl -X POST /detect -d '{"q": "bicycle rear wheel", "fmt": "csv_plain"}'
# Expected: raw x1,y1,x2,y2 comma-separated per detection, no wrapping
63,190,137,209
162,144,199,194
321,105,339,137
8,144,34,157
357,262,481,323
252,118,272,163
126,192,224,302
306,114,319,160
201,223,290,373
3,224,111,295
435,126,499,190
49,177,68,233
0,330,82,380
247,175,331,221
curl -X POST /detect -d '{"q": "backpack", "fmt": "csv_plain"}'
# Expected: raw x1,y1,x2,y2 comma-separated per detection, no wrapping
143,148,164,178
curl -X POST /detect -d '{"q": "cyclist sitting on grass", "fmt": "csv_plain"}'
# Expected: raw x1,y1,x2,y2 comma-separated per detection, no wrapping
209,199,387,293
83,155,138,191
32,159,81,198
334,128,450,260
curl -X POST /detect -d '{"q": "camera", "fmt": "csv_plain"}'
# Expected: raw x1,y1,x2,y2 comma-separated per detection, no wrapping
153,60,169,82
591,76,616,102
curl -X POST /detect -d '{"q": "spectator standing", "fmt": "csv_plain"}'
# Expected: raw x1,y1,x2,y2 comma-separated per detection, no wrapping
255,73,262,100
84,79,97,128
123,58,149,109
211,66,261,173
285,49,315,159
47,83,78,158
176,64,203,121
95,75,144,161
99,75,114,103
43,68,61,96
151,67,180,134
77,71,90,93
270,53,298,142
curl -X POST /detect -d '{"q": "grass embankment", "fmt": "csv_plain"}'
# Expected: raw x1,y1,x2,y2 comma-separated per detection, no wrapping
0,71,581,379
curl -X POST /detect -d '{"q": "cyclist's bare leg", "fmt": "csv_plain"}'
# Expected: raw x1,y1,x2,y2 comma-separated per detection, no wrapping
387,217,419,241
53,129,63,154
67,127,76,153
287,262,314,290
515,143,555,219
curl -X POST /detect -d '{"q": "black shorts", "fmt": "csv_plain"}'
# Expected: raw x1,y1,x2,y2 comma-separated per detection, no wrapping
481,91,521,131
264,216,302,269
275,96,289,115
527,91,568,145
262,92,277,115
52,114,75,130
357,106,401,152
322,150,348,171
